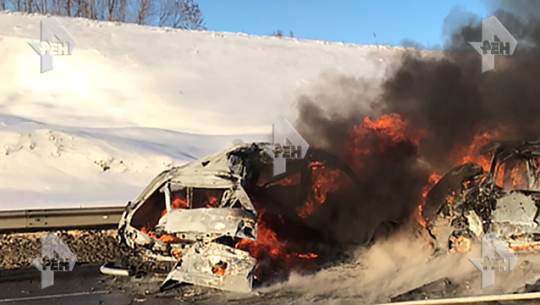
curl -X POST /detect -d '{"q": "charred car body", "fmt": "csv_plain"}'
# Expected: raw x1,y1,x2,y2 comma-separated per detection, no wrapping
104,143,272,293
422,140,540,253
103,142,363,293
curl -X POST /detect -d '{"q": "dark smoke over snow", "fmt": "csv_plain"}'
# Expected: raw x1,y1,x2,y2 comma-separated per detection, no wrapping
384,7,540,167
293,0,540,245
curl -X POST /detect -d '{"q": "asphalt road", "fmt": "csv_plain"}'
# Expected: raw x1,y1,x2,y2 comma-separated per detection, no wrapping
0,265,131,305
2,264,539,305
0,265,278,305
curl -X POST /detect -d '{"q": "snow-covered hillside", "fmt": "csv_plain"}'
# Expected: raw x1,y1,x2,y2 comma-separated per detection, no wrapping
0,12,404,210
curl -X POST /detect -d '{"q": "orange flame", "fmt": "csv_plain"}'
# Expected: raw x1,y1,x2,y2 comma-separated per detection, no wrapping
235,210,319,263
510,243,540,252
159,234,181,243
510,164,528,189
297,161,349,218
362,114,417,143
236,212,288,259
416,173,442,228
211,262,227,277
347,113,425,171
455,130,499,172
172,196,189,209
207,195,220,208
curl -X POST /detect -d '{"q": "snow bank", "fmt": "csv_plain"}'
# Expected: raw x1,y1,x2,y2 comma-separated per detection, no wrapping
0,12,403,209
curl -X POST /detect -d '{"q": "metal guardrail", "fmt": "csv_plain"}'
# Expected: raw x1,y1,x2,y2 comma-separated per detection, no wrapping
0,206,125,232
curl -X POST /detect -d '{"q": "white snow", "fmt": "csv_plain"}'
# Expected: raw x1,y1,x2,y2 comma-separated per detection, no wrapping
0,12,404,210
0,114,265,209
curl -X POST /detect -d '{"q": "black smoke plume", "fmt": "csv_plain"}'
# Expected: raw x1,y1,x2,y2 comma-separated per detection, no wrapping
292,0,540,246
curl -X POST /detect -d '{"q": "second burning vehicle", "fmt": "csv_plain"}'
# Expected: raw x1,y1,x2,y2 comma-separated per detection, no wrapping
422,140,540,253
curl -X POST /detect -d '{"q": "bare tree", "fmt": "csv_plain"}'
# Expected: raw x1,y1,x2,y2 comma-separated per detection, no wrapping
116,0,127,21
66,0,72,16
51,0,61,15
272,30,284,38
135,0,152,25
88,0,97,19
71,0,95,19
159,0,204,29
158,0,172,26
33,0,50,14
106,0,116,20
94,0,108,20
75,0,86,17
4,0,205,30
177,0,204,29
33,0,42,13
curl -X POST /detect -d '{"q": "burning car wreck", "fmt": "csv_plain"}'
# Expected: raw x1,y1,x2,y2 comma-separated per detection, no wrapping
421,139,540,254
101,142,364,293
101,143,269,293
